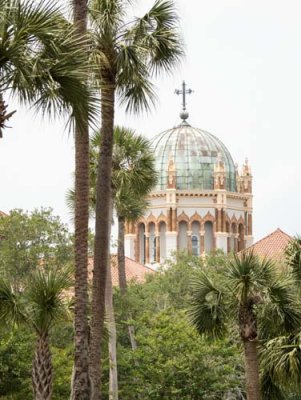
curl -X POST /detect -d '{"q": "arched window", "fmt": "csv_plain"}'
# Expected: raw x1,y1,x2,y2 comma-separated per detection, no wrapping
204,221,213,252
191,235,199,255
138,223,145,264
238,223,245,251
191,221,201,256
159,222,166,262
178,221,188,250
230,223,237,252
149,222,156,263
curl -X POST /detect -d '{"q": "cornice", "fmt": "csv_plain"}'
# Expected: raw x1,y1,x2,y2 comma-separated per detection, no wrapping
149,190,252,201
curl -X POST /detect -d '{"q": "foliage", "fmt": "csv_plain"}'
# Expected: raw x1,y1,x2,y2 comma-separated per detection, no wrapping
89,0,184,113
0,324,74,400
189,252,301,341
0,208,73,284
0,0,98,135
285,237,301,283
114,309,244,400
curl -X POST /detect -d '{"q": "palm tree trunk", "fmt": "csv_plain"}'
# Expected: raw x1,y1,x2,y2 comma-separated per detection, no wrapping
32,333,52,400
117,216,127,294
243,340,261,400
90,81,115,400
105,197,118,400
71,1,90,399
117,215,138,350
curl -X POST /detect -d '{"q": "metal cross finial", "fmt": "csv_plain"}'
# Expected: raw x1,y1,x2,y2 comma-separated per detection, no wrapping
175,81,193,122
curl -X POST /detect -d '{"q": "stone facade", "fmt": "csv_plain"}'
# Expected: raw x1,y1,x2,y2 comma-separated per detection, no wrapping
125,156,253,267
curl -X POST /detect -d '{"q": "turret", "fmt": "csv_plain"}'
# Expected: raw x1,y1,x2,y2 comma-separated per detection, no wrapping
237,158,252,194
213,152,226,190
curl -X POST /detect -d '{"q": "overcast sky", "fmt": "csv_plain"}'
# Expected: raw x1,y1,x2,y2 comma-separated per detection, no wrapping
1,0,301,241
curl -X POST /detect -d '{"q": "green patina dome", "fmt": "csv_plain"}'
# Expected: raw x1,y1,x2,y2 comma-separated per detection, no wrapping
151,122,237,192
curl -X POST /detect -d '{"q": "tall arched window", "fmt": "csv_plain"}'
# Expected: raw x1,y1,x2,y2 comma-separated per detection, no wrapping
159,221,166,262
230,223,237,252
204,221,214,252
238,223,245,251
191,221,201,255
149,222,156,263
178,221,188,250
138,223,145,264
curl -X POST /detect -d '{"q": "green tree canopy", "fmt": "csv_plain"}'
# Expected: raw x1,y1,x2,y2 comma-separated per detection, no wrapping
0,208,73,284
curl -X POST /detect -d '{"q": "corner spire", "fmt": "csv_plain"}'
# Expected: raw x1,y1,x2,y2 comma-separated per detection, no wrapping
175,81,193,123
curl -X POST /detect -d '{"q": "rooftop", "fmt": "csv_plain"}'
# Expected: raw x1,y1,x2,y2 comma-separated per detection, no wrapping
88,255,155,286
243,228,292,262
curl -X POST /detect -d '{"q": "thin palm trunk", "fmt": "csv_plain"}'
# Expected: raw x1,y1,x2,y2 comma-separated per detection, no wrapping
117,216,127,294
106,199,118,400
106,264,119,400
243,340,261,400
72,1,90,399
90,82,115,400
32,333,52,400
117,215,138,350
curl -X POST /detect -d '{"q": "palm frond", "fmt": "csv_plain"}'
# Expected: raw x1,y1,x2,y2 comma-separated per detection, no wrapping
0,278,25,325
1,0,99,134
26,268,73,334
226,252,275,303
116,44,157,113
189,273,227,339
259,277,301,339
260,334,301,389
128,0,184,75
285,237,301,283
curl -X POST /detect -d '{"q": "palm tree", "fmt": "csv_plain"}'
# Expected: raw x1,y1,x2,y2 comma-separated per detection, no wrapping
189,252,301,400
94,127,157,356
1,3,97,397
0,268,72,400
91,126,157,293
257,237,301,398
88,2,183,396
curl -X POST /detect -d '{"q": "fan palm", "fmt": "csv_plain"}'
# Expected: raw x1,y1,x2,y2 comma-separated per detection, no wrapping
0,0,96,136
87,2,183,396
0,268,72,400
91,126,157,290
256,237,301,398
189,252,301,400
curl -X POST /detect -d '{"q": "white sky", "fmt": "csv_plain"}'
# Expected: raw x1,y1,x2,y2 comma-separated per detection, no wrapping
1,0,301,241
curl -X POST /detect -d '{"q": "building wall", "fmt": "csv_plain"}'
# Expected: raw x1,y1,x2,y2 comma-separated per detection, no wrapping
125,189,253,267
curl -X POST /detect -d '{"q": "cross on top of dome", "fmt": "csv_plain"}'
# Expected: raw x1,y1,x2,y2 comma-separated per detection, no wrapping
175,81,193,123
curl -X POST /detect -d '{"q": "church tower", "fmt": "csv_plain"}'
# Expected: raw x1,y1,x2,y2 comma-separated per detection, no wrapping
124,82,253,266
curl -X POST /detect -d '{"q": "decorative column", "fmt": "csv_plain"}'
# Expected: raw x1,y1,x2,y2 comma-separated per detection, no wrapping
187,230,192,253
200,230,205,254
167,208,172,231
247,214,252,236
172,208,177,232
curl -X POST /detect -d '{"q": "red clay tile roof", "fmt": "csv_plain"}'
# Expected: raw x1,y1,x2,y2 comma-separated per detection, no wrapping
0,211,7,217
88,255,155,286
244,228,292,262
